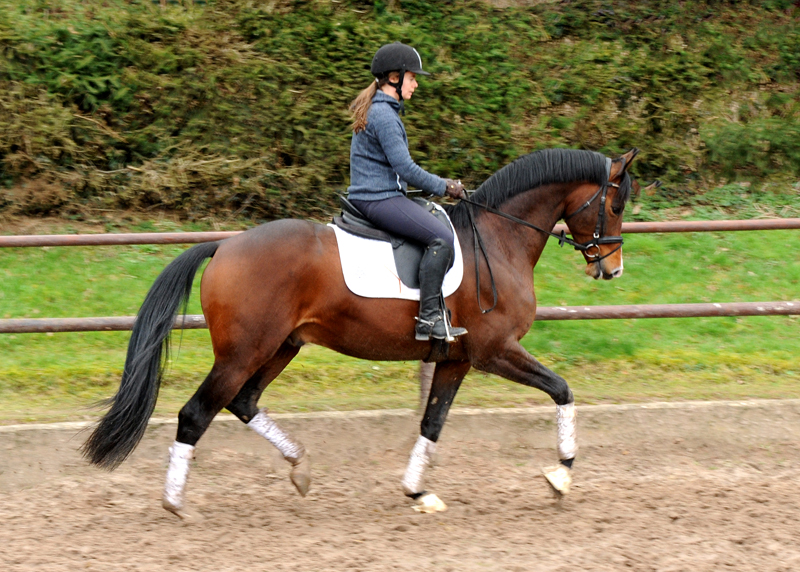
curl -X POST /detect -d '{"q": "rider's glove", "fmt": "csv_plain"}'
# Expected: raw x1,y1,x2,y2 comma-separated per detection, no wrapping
443,179,466,200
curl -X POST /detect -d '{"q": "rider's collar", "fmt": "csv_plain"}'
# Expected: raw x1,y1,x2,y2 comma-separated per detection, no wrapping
372,91,404,115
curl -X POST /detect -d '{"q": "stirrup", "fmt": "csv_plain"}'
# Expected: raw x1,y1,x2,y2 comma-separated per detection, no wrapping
415,316,467,342
439,302,467,342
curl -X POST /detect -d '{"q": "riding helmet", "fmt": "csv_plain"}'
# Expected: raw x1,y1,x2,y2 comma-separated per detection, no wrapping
370,42,431,78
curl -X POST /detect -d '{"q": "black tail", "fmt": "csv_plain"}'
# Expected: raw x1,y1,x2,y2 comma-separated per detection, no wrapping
82,241,220,469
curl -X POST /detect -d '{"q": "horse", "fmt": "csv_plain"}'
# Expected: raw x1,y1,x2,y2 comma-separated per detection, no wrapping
83,147,639,516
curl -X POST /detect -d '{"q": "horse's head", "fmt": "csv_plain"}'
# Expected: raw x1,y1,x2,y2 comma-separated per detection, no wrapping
563,148,639,280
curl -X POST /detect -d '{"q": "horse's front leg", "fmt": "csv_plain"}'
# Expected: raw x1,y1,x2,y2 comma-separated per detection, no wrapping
402,359,471,512
477,342,577,495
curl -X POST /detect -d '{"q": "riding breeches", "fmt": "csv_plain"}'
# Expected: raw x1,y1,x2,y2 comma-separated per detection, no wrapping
349,196,454,249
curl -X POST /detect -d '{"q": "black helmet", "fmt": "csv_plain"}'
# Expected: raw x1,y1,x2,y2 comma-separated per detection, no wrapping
371,42,431,78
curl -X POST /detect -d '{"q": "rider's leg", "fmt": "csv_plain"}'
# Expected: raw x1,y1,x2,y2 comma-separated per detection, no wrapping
415,238,466,340
348,196,466,340
349,195,454,248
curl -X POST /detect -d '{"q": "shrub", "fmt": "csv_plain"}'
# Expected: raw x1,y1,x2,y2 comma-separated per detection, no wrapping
0,0,798,219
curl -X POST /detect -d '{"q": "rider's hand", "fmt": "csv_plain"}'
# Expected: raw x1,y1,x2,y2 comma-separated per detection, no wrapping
444,179,466,200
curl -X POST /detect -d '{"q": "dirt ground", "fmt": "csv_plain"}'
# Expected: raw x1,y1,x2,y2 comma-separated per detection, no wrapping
1,400,800,572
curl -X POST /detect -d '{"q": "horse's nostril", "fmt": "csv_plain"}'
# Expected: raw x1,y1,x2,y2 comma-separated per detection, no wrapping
612,267,624,278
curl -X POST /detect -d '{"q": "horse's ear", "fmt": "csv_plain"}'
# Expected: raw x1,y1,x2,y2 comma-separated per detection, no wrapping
620,148,640,170
643,180,662,195
610,148,640,180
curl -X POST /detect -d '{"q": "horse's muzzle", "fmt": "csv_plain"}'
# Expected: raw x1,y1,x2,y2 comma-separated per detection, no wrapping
585,260,624,280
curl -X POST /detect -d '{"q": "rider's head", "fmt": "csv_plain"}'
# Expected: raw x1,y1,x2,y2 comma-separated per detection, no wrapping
370,42,431,102
350,42,431,133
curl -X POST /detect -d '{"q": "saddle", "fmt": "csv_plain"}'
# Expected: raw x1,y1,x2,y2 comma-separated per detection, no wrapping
332,195,454,289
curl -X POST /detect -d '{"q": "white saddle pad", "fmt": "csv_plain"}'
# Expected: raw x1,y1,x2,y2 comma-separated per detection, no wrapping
330,216,463,301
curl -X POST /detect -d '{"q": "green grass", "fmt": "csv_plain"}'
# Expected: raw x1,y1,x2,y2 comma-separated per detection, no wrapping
1,214,798,424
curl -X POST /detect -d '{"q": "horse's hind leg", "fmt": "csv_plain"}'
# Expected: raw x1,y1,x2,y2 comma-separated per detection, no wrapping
225,342,311,497
163,355,266,518
402,360,471,512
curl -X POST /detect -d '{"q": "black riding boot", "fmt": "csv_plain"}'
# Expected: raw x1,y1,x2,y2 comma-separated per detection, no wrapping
414,238,468,341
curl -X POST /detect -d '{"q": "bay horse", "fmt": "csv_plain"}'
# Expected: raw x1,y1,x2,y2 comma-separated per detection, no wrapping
83,147,638,516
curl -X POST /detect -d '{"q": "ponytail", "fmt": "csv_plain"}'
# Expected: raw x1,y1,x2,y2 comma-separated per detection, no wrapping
349,80,380,133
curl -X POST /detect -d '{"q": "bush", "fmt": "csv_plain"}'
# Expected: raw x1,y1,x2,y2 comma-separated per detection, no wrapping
0,0,798,219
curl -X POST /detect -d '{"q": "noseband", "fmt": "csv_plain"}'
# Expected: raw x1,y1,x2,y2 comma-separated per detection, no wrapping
460,157,625,313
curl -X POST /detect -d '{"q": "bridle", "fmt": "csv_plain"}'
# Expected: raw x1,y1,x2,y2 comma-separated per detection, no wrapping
460,157,625,313
561,157,625,262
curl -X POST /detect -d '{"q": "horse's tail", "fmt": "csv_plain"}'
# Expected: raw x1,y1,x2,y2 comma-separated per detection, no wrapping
82,241,221,469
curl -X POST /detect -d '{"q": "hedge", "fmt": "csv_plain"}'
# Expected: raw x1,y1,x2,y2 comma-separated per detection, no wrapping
1,0,798,218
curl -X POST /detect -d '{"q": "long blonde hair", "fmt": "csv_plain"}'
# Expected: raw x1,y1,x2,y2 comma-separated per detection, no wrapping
350,75,398,133
349,80,379,133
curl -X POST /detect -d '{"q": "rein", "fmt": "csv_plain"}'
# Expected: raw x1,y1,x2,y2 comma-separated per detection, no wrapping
460,157,624,313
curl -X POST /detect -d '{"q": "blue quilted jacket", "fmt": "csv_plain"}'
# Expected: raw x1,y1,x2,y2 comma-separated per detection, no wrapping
347,91,446,201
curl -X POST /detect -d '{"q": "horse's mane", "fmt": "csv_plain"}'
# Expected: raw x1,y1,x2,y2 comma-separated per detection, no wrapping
445,148,631,229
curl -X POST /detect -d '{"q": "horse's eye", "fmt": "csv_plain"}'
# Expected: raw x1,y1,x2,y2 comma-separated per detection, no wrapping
611,205,623,216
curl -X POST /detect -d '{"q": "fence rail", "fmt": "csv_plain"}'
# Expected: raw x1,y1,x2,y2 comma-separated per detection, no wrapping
2,219,799,247
1,220,797,335
2,302,798,334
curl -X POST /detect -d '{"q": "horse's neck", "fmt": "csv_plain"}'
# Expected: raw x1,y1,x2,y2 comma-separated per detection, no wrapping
495,182,575,268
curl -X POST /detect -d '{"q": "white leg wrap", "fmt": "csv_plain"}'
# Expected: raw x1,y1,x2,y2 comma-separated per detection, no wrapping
247,409,305,462
402,435,436,496
163,441,195,510
556,402,578,460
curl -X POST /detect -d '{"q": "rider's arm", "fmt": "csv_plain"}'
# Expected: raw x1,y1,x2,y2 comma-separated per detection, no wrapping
371,111,447,196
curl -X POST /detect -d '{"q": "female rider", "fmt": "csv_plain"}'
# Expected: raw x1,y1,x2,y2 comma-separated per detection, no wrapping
347,42,468,342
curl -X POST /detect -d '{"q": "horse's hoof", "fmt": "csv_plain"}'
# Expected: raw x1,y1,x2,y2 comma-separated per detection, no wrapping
412,493,447,513
162,497,183,517
162,499,203,522
542,465,572,495
290,453,311,497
